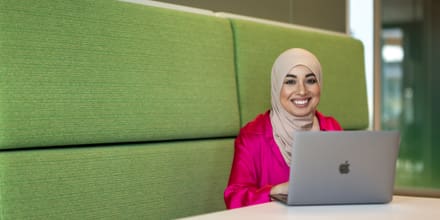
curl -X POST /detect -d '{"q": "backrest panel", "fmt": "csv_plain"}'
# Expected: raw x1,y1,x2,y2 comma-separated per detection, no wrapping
0,0,240,149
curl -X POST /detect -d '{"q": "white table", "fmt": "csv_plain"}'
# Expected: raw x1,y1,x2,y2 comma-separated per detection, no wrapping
179,196,440,220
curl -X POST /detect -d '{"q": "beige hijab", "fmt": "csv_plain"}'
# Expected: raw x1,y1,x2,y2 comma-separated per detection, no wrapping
269,48,322,166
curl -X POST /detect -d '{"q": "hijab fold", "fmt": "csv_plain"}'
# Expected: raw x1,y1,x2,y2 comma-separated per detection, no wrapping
269,48,322,166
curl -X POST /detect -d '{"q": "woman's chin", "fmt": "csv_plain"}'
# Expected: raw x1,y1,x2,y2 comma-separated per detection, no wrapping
289,109,314,117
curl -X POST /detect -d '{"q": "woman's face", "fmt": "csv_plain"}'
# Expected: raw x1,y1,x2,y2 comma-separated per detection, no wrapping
280,65,320,117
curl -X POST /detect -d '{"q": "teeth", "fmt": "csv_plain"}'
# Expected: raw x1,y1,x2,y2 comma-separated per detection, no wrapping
294,99,308,105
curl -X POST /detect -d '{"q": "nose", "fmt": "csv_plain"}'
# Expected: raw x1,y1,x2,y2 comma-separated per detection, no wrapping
298,82,306,95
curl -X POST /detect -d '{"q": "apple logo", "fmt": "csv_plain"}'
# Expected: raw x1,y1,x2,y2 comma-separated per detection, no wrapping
339,161,350,174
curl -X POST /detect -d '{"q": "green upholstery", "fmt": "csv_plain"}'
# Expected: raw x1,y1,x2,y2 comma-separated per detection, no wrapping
0,139,234,219
0,0,239,149
228,18,368,129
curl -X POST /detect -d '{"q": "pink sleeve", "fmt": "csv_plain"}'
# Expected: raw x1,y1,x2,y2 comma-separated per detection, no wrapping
224,133,272,209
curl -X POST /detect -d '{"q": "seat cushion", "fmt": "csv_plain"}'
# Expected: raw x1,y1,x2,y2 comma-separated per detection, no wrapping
0,139,234,219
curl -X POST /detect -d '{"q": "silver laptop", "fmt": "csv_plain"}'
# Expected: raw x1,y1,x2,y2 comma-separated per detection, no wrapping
271,131,400,205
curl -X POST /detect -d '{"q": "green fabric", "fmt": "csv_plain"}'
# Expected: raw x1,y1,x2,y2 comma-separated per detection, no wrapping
0,139,234,219
229,18,369,129
0,0,239,149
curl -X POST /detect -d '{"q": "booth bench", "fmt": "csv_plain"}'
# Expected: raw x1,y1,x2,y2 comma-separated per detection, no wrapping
0,0,368,219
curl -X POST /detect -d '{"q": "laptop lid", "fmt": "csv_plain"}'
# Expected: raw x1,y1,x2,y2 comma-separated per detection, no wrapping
286,131,400,205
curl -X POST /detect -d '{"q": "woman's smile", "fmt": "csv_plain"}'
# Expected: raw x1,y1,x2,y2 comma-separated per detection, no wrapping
291,97,311,107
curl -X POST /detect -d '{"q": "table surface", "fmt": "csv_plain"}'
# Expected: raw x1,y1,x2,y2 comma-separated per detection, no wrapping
179,196,440,220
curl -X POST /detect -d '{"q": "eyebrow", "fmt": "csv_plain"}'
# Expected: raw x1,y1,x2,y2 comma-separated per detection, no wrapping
285,73,316,78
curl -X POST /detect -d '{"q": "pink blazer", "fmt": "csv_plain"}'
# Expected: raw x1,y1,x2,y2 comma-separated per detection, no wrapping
224,110,343,209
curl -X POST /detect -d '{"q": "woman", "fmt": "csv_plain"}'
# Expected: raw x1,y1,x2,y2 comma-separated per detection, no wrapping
224,48,343,209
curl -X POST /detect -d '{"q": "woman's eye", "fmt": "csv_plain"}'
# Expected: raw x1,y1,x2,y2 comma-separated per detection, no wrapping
284,79,296,85
306,78,317,84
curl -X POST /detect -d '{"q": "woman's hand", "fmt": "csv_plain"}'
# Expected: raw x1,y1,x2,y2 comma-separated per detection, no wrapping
270,182,289,195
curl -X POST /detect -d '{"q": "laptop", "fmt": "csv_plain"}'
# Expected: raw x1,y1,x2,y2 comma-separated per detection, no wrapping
270,131,400,205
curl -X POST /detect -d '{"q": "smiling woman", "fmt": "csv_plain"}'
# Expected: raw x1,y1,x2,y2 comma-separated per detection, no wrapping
224,48,343,209
270,49,324,163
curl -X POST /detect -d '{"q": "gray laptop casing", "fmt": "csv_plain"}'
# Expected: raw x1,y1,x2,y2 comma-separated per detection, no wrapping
281,131,400,205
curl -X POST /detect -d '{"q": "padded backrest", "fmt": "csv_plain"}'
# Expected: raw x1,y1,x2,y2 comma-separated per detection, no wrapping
0,0,240,149
225,16,368,129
